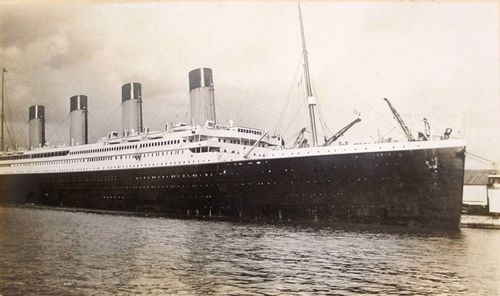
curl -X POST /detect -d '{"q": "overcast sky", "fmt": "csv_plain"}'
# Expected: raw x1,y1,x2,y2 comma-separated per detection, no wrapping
0,1,498,168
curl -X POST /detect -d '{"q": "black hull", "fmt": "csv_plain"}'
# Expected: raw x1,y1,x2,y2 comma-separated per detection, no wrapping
0,146,465,229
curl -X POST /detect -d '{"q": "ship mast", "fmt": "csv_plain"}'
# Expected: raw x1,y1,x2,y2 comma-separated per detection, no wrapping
1,68,6,152
298,2,318,147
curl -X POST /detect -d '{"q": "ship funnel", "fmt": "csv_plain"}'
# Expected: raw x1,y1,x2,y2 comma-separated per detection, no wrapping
28,105,45,149
189,68,216,125
121,82,143,135
69,95,88,145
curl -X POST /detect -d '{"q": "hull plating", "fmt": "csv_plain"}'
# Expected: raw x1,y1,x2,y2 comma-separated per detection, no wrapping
0,145,465,229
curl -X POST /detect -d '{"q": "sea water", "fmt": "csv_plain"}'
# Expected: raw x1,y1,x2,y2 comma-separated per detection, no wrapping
0,206,499,295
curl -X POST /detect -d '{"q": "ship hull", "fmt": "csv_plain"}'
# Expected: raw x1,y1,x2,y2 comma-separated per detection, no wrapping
0,145,465,229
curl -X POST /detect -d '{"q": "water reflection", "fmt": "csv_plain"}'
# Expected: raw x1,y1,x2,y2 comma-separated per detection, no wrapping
0,207,499,295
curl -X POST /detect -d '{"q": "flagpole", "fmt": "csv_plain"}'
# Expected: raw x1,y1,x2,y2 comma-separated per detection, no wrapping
1,68,6,152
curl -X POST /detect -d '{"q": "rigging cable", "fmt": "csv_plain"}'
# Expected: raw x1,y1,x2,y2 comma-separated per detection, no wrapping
168,91,190,125
309,55,394,126
2,82,16,148
46,113,70,145
142,101,154,131
236,58,275,125
316,104,332,139
90,103,122,141
308,73,330,139
237,45,293,125
236,63,275,124
283,128,308,144
273,55,302,136
465,151,498,166
234,12,285,124
296,76,304,134
280,85,308,138
4,76,80,146
376,126,397,143
4,117,14,149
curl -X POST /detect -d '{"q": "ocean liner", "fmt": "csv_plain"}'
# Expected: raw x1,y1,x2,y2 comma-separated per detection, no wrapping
0,4,465,229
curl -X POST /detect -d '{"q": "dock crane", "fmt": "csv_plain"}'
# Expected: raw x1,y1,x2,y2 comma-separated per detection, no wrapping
291,127,307,148
418,118,432,140
423,117,431,139
383,98,415,141
322,118,361,146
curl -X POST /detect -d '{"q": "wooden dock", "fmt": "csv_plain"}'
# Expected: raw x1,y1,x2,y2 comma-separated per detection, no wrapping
461,214,500,229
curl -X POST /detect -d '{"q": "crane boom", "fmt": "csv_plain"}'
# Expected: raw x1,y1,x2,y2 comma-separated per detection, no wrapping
292,127,307,148
383,98,415,141
243,131,268,159
423,117,431,139
322,118,361,146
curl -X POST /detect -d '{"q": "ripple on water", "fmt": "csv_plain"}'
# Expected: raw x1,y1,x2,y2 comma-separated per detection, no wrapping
0,206,499,295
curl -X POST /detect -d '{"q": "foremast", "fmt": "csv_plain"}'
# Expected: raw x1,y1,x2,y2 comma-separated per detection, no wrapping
298,2,318,147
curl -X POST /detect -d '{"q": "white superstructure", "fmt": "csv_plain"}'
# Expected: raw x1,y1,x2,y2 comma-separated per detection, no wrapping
0,120,465,175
